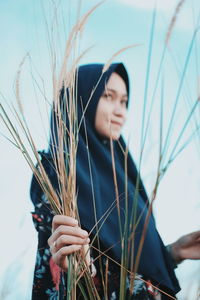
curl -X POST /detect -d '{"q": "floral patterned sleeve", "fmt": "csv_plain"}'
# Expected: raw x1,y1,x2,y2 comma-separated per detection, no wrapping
30,152,61,299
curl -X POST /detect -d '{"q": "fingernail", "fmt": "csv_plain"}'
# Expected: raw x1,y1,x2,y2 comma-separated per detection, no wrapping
82,230,88,236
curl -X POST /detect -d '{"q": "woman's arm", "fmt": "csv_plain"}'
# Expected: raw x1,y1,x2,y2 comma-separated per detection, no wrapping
48,215,90,271
167,230,200,265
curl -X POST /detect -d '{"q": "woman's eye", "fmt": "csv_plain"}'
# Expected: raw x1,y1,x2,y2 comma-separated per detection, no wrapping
103,93,113,100
121,99,127,106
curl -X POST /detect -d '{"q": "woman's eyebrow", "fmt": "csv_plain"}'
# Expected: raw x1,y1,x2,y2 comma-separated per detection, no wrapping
106,88,128,98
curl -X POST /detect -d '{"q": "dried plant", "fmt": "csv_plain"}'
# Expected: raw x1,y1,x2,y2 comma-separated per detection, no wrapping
165,0,186,46
0,0,200,299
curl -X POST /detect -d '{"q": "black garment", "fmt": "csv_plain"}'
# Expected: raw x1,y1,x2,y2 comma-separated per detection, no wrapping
31,189,160,299
31,63,180,299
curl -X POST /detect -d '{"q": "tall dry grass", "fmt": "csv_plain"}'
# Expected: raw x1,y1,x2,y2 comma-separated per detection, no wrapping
0,0,200,299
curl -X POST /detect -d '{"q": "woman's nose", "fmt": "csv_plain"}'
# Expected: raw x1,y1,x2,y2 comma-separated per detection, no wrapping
113,103,124,116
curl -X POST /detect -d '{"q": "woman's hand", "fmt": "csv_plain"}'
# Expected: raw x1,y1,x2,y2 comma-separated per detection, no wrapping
168,230,200,264
48,215,90,272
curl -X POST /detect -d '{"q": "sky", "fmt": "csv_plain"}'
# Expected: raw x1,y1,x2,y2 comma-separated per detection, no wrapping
0,0,200,299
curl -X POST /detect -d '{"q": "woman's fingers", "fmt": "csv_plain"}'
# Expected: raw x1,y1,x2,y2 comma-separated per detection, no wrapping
48,215,90,271
48,225,89,247
54,225,89,239
52,215,78,231
52,245,82,271
50,234,90,254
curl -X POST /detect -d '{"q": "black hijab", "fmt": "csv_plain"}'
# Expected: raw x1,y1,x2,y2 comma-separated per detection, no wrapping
31,63,180,295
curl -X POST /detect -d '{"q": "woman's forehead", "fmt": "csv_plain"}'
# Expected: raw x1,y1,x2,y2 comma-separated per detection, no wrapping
104,72,128,97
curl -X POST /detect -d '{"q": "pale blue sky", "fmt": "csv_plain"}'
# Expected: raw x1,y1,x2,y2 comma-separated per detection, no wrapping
0,1,200,299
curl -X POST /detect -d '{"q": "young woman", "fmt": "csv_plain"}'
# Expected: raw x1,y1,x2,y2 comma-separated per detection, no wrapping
31,63,200,299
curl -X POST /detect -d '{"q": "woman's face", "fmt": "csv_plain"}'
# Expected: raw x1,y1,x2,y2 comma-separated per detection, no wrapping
95,72,128,140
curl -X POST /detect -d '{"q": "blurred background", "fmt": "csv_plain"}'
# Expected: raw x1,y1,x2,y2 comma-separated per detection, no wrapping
0,0,200,299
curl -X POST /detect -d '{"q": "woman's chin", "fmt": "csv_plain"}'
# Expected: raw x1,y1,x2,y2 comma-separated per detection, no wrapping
110,132,120,141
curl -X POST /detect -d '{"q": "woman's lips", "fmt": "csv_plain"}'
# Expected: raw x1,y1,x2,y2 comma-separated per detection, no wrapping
111,121,122,126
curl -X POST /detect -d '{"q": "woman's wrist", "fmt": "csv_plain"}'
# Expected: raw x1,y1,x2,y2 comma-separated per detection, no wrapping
166,243,183,266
